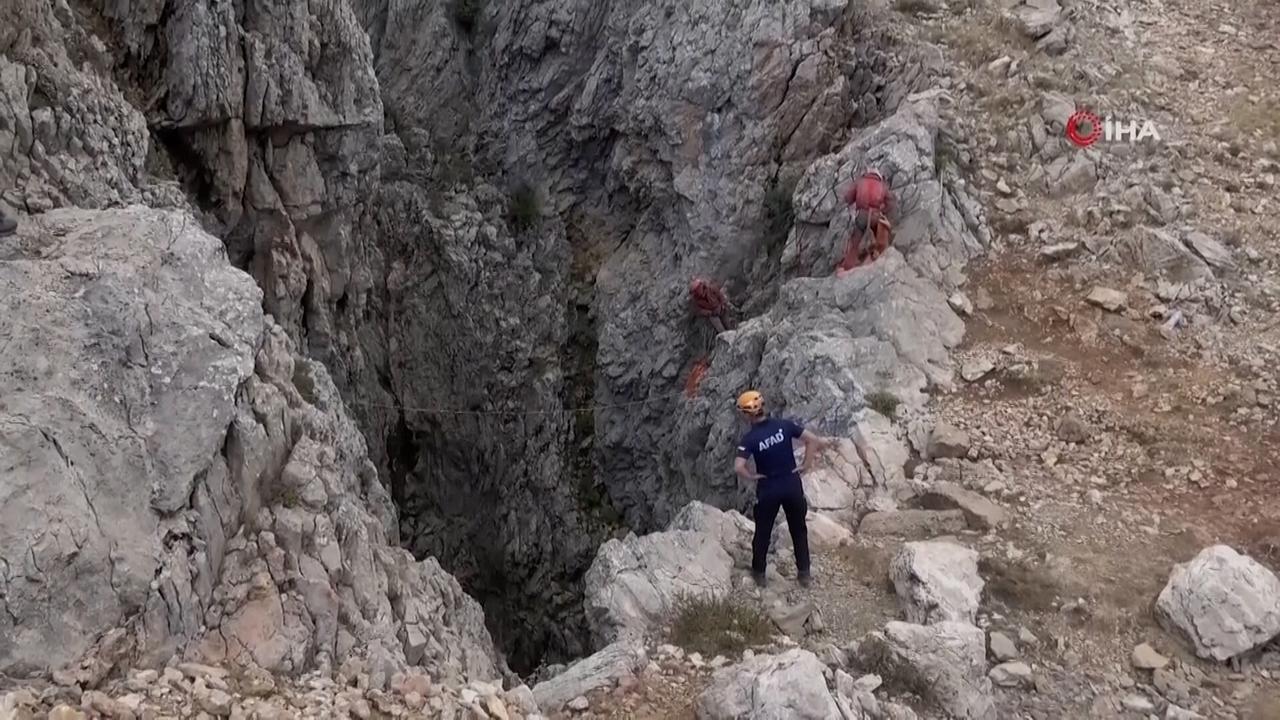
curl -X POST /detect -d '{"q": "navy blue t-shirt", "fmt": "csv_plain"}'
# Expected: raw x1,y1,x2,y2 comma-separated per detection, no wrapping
736,416,805,479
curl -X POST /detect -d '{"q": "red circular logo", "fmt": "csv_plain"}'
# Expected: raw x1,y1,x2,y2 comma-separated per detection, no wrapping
1066,110,1102,147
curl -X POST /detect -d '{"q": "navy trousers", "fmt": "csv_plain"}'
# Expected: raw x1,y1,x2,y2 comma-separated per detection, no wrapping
751,474,810,575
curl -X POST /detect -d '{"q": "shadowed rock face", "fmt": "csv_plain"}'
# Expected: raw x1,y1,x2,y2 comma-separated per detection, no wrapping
0,0,984,676
0,208,504,685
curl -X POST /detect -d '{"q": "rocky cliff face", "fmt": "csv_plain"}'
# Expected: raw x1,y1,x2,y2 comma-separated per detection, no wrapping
0,207,504,685
0,0,984,679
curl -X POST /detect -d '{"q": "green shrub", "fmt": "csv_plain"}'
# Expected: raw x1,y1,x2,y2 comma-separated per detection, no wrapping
894,0,939,15
866,390,901,419
507,182,541,233
668,593,775,657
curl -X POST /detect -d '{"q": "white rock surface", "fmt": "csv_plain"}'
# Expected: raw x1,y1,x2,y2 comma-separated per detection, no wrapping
531,641,647,712
858,621,995,720
695,649,841,720
583,528,735,647
890,541,984,625
1155,545,1280,661
0,208,503,684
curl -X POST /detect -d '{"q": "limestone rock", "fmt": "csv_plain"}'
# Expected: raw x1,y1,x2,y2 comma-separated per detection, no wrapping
0,208,503,683
927,423,971,460
695,649,841,720
1006,0,1064,38
919,482,1009,530
1183,231,1235,270
960,358,996,383
1046,154,1097,197
627,87,985,534
989,632,1018,661
890,541,984,625
1086,287,1128,312
582,529,734,647
858,622,995,720
532,642,647,713
1122,229,1213,282
1132,643,1169,670
1055,412,1092,443
1155,545,1280,661
988,661,1033,688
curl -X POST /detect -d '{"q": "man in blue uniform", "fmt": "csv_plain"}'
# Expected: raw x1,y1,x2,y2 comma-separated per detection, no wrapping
732,390,834,588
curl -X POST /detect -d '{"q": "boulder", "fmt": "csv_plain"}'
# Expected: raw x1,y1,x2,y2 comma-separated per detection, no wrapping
918,482,1009,530
1155,545,1280,661
1086,287,1128,312
1132,643,1169,670
1183,231,1234,270
858,621,995,720
988,632,1018,662
890,541,984,625
695,649,841,720
926,422,971,460
1122,229,1213,283
532,641,647,713
1005,0,1064,38
988,661,1033,688
583,529,735,647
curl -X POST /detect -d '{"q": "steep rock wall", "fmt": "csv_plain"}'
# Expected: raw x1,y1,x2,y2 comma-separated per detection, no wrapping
0,207,504,685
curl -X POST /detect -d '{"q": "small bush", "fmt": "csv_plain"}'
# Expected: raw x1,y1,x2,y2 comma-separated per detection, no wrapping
933,131,962,178
668,593,775,657
452,0,483,35
507,182,541,233
866,390,901,419
894,0,939,15
275,487,302,509
763,179,796,247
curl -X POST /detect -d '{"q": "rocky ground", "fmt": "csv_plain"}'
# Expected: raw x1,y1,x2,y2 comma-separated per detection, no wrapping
2,0,1279,716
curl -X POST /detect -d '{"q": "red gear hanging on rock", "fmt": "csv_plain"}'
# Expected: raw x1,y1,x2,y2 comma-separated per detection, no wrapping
689,277,733,333
835,169,894,274
843,169,892,216
684,357,711,398
836,215,893,274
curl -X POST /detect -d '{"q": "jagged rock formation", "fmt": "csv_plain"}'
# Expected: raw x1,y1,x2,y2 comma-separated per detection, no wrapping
2,0,986,678
0,208,502,685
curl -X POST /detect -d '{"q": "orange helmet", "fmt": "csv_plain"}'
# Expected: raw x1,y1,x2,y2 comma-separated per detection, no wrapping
736,390,765,416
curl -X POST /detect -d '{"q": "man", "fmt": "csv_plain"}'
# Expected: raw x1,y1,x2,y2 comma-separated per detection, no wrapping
0,207,16,238
732,390,832,589
689,276,734,333
836,169,893,274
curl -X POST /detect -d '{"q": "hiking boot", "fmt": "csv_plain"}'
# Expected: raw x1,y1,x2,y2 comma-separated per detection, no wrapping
0,209,16,238
751,571,768,588
797,572,813,589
